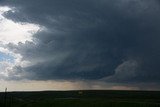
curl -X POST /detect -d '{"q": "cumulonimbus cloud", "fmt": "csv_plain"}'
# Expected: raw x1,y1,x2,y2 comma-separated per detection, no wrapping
0,0,160,87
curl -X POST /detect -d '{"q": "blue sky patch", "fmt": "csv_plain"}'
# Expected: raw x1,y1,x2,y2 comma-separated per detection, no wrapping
0,52,14,63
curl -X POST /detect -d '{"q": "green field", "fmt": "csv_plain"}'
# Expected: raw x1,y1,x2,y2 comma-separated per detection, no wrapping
0,90,160,107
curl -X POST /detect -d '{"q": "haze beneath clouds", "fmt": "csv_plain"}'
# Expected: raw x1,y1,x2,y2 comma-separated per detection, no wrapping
0,0,160,91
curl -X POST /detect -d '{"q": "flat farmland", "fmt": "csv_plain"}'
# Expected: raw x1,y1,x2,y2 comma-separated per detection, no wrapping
0,90,160,107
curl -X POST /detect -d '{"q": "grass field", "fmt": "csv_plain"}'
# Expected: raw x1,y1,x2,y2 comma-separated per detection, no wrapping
0,90,160,107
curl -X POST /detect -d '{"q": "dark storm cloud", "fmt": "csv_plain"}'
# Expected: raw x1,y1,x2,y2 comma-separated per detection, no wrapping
2,0,160,83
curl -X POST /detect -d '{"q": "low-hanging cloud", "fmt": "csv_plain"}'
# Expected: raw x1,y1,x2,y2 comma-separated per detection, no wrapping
1,0,160,87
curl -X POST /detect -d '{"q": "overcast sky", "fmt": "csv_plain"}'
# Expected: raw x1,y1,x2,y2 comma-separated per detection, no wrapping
0,0,160,91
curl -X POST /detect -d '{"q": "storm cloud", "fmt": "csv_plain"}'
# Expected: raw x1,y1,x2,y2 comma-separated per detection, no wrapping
1,0,160,86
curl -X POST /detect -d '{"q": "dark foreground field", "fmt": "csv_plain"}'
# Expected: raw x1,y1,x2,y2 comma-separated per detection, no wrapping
0,90,160,107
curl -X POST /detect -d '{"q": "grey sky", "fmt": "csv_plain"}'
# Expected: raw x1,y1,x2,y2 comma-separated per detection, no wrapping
0,0,160,90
